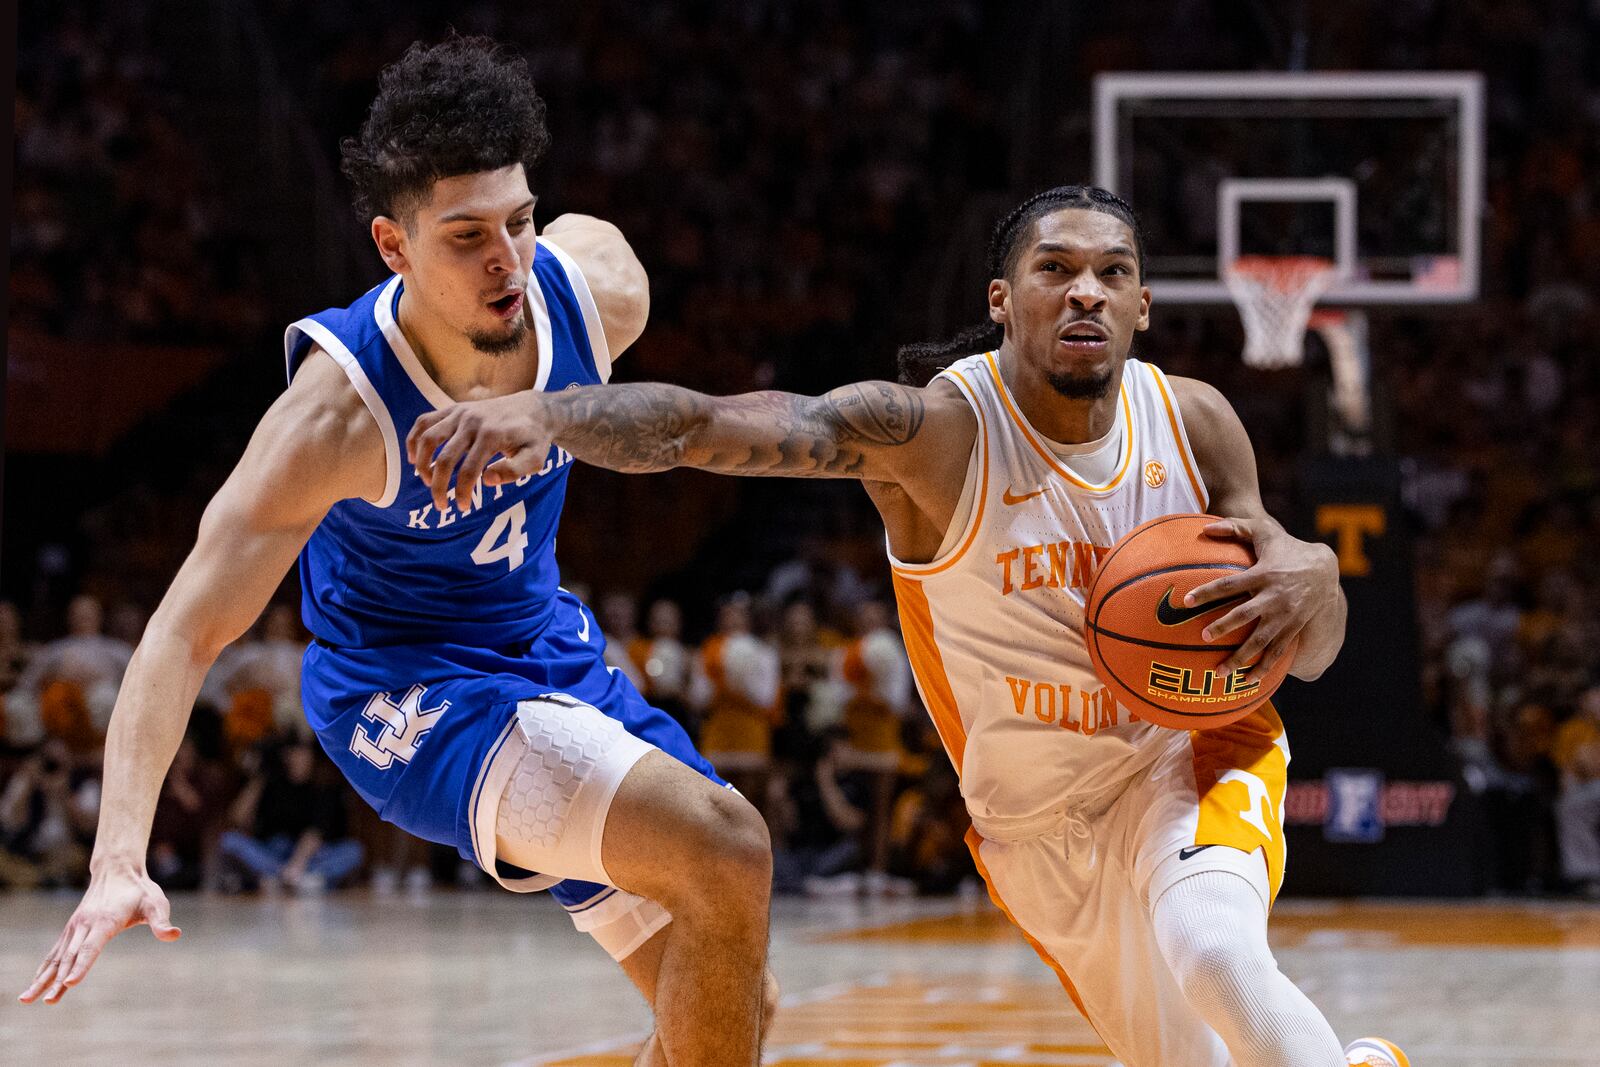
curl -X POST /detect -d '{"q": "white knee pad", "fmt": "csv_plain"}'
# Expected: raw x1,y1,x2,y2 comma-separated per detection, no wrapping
561,885,674,962
488,694,655,888
475,694,691,963
485,695,675,962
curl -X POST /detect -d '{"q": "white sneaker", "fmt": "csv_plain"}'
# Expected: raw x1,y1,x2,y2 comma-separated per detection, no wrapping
1344,1037,1410,1066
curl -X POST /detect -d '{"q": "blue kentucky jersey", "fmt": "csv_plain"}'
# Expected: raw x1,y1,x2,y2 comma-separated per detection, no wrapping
284,240,612,649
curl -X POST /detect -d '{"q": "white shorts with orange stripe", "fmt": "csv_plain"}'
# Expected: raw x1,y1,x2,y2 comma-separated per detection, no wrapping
964,704,1289,1067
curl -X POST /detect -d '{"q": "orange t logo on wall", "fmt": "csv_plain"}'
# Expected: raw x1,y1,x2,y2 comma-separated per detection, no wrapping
1315,504,1386,577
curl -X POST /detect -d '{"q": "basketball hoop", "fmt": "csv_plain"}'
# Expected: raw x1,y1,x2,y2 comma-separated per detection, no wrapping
1223,255,1339,369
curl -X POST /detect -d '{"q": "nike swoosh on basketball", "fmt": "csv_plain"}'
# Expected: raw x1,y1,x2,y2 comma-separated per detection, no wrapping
1178,845,1216,860
1002,486,1047,506
1155,586,1245,627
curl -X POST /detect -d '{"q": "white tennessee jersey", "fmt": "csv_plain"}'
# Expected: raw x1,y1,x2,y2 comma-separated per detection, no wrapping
889,351,1210,826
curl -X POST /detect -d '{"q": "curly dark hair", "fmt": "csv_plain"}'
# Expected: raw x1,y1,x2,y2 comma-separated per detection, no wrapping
896,185,1145,386
340,34,551,225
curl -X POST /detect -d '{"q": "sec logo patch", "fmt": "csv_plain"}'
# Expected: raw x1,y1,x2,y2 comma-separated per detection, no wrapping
1143,460,1167,489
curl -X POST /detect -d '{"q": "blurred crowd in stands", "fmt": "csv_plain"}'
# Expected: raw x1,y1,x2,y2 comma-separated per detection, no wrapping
8,0,1600,898
13,3,269,342
0,591,974,898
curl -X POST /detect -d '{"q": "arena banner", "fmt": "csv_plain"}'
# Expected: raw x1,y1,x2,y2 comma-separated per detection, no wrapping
1273,456,1488,896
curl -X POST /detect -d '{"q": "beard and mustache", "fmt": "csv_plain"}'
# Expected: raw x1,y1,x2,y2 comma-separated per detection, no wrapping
467,311,528,355
1045,365,1116,400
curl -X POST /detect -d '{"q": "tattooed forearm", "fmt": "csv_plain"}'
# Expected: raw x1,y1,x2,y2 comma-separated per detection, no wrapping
540,380,927,479
537,383,711,473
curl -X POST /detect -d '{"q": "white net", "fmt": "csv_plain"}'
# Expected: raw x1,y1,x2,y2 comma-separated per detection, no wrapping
1223,255,1339,369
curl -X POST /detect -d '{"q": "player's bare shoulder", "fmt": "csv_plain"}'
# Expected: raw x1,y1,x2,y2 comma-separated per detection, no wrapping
1166,374,1233,430
859,375,978,564
827,375,973,479
1165,374,1255,492
540,213,648,356
920,373,978,441
253,346,389,510
892,374,976,471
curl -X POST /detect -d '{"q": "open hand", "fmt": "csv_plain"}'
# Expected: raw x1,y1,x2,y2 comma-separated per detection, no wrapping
1184,516,1340,678
19,867,181,1005
407,392,552,516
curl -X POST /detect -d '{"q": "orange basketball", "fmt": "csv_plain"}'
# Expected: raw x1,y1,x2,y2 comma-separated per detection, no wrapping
1083,513,1295,730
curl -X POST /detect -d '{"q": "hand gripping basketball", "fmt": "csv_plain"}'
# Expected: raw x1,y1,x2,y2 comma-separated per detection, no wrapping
1083,514,1298,730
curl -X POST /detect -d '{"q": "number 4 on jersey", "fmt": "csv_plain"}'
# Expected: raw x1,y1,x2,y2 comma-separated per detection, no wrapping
471,501,529,572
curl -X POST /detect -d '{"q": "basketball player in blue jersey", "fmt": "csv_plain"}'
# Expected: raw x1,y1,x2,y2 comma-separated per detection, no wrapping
22,37,775,1065
400,187,1410,1067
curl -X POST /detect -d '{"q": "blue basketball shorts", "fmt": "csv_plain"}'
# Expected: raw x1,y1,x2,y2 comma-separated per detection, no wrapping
299,589,727,919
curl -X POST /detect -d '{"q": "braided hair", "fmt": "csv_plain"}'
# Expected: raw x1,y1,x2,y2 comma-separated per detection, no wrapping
897,185,1144,386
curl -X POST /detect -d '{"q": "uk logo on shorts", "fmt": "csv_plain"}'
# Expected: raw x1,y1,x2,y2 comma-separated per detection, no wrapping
350,684,451,770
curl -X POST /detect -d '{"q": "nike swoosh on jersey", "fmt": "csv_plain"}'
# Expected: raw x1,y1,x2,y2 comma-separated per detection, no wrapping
576,610,591,642
1155,587,1245,627
1178,845,1216,860
1002,486,1047,506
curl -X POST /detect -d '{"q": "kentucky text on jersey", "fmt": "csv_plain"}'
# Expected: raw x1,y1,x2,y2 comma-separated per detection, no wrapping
283,240,611,649
406,450,574,530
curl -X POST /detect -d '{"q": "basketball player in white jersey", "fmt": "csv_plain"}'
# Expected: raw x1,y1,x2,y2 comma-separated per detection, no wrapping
408,185,1410,1067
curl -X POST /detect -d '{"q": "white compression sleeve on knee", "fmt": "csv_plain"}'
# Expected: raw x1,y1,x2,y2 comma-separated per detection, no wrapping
1152,871,1345,1067
575,893,672,962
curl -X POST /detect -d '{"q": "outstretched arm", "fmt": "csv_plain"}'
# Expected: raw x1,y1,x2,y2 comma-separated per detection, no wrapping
19,353,377,1005
1172,376,1346,682
407,380,934,516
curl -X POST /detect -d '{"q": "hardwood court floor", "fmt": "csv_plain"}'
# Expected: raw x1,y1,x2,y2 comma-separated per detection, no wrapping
3,890,1598,1066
